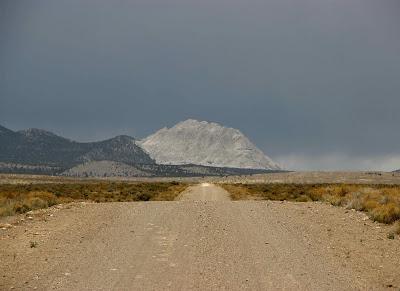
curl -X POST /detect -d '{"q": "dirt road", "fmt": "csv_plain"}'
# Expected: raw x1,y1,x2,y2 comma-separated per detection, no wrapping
1,184,399,290
178,183,231,201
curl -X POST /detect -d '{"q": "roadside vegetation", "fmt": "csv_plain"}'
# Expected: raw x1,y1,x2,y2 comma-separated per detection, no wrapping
0,182,187,217
221,183,400,225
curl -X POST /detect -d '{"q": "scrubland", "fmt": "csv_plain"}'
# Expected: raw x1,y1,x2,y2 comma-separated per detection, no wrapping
221,183,400,225
0,182,187,217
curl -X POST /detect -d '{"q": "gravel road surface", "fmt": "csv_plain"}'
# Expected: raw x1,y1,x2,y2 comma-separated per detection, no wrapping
1,184,399,290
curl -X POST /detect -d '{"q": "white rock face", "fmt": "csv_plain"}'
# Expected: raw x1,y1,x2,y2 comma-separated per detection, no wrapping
139,119,281,170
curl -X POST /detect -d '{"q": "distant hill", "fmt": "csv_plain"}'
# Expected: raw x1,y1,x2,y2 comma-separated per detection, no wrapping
139,119,281,170
79,135,154,166
0,126,154,173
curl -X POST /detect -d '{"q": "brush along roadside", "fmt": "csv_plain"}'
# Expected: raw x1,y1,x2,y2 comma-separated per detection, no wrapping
221,183,400,232
0,181,188,217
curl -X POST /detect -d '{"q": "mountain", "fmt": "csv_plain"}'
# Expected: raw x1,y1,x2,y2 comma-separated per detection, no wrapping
0,122,281,176
0,126,155,173
79,135,154,165
14,129,86,167
139,119,281,170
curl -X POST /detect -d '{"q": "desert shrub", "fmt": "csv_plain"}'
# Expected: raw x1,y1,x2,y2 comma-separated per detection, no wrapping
324,194,344,207
296,195,311,202
363,199,380,212
0,198,15,216
309,188,324,201
221,183,400,225
369,203,400,224
346,192,364,211
0,181,187,217
137,192,151,201
13,201,30,214
379,195,389,205
24,197,48,211
28,191,59,207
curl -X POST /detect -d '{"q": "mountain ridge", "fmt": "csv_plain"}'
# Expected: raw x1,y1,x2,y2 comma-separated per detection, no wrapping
0,121,282,176
0,125,154,172
139,119,281,170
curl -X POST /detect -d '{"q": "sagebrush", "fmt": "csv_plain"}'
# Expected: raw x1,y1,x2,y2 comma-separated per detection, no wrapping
221,183,400,224
0,181,187,217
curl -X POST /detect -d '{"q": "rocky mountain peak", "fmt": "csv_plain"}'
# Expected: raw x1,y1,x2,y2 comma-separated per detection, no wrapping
139,119,281,170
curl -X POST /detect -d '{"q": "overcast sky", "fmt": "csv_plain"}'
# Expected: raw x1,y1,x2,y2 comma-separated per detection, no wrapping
1,0,399,171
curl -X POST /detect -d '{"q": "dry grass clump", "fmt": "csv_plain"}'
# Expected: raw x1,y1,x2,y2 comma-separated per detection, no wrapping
0,191,69,217
221,183,400,225
0,181,187,217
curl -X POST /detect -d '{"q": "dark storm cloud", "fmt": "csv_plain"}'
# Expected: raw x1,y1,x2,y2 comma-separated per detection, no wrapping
1,0,399,170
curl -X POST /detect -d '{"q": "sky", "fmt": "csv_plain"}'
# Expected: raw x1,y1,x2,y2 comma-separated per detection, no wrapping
1,0,399,171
